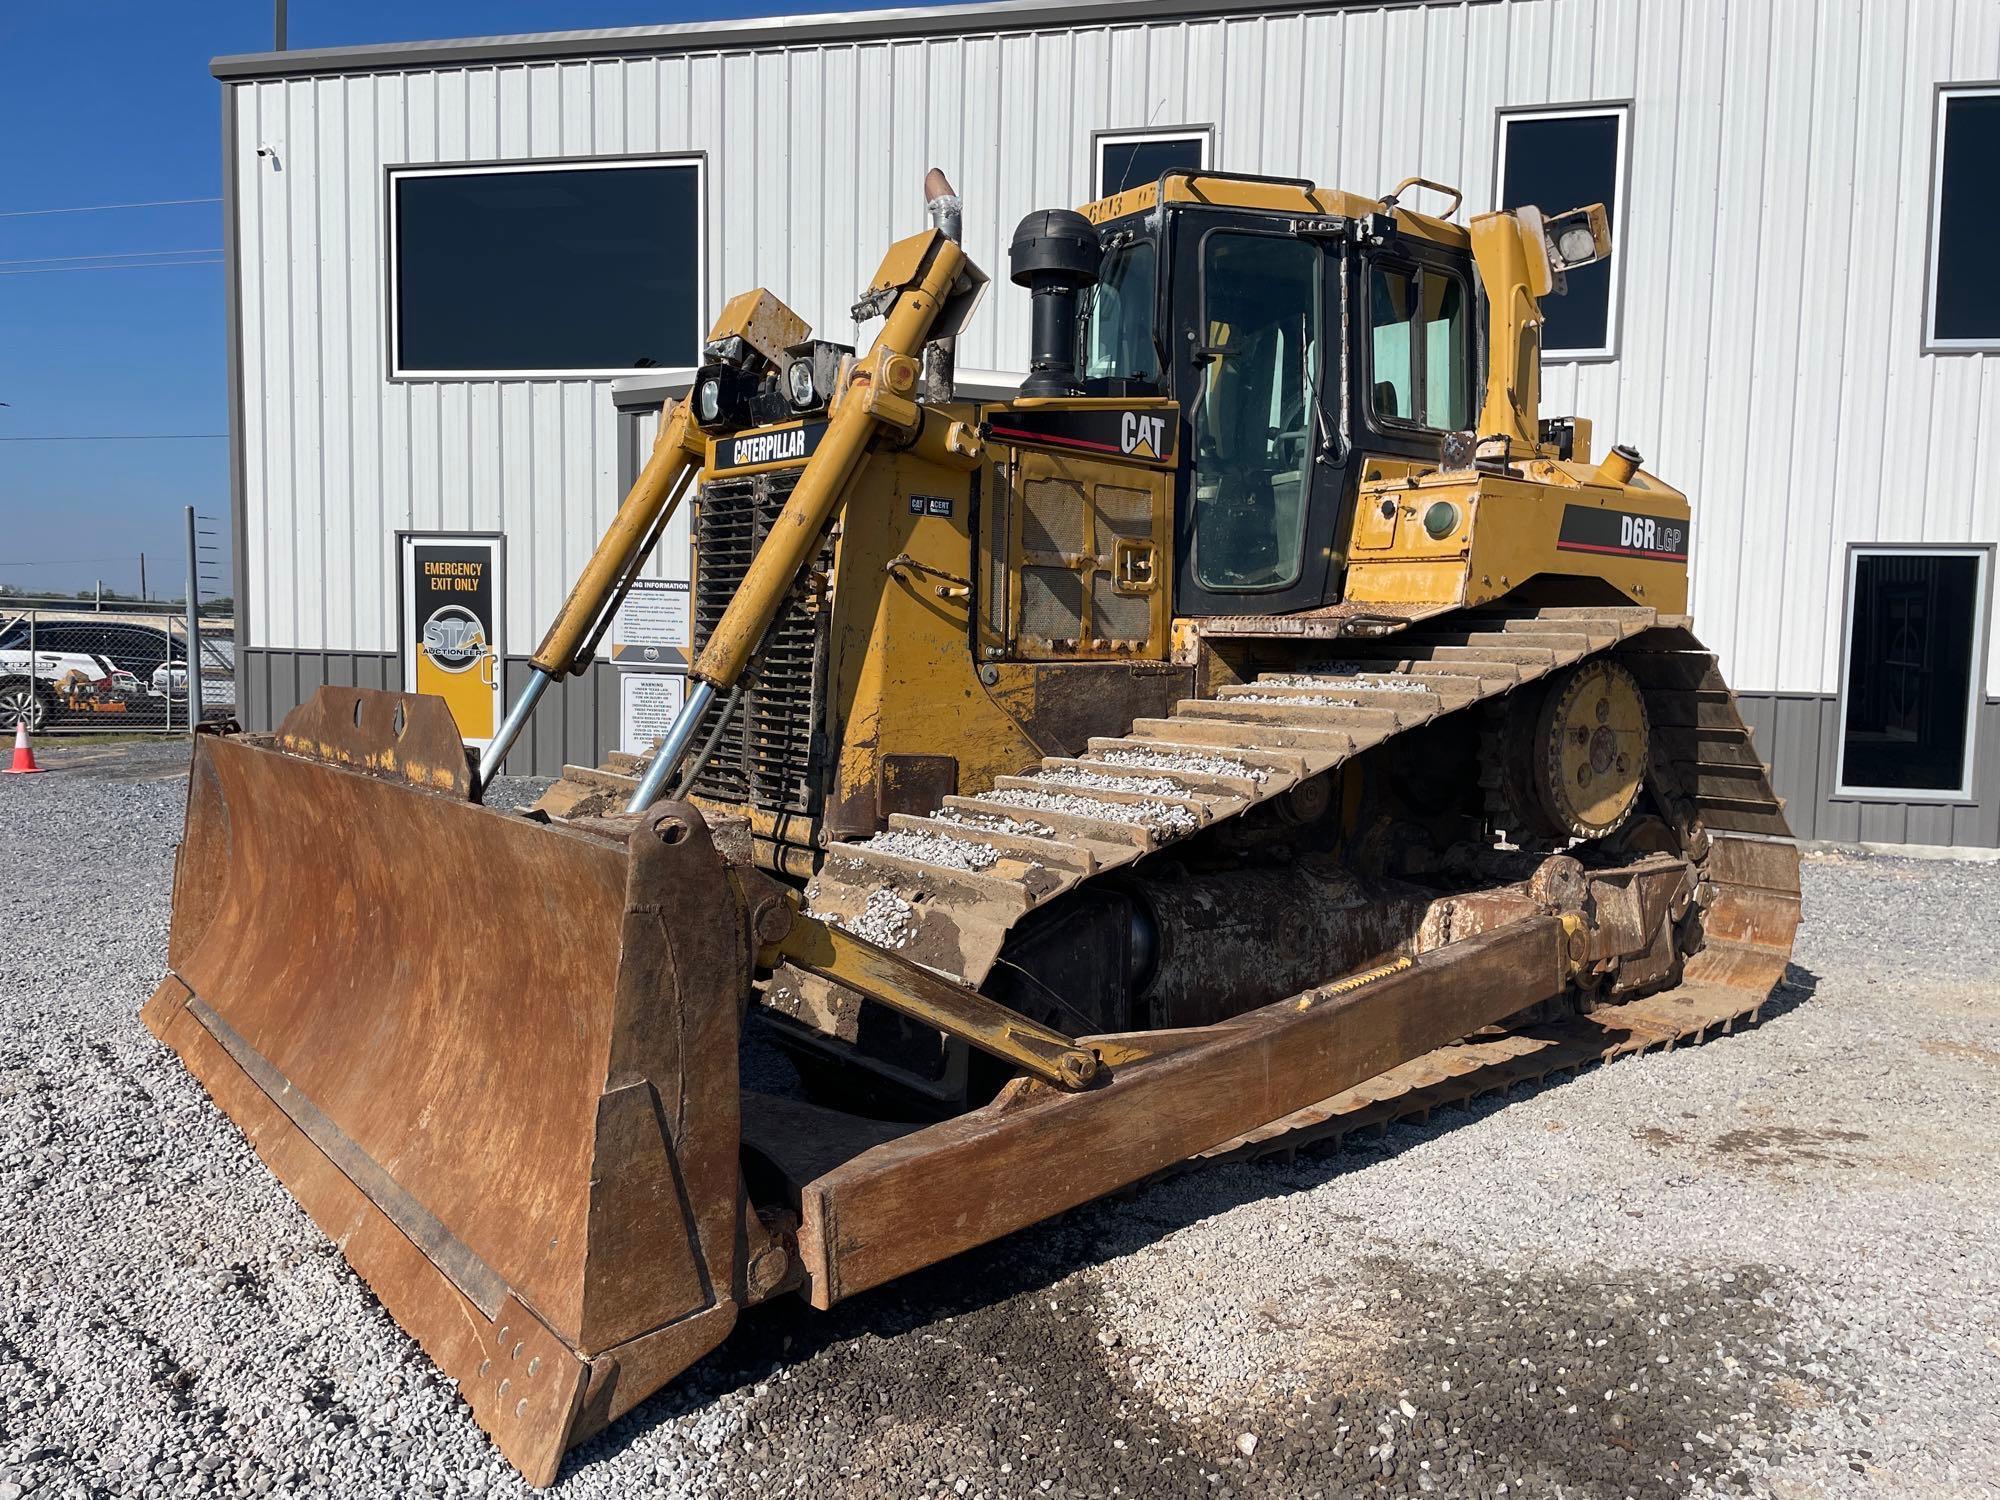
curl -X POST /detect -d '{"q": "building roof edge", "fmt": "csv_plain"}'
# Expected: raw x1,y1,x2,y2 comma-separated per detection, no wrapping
213,0,1472,80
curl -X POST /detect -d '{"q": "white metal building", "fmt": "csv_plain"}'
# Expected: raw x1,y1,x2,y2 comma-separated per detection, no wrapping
216,0,2000,846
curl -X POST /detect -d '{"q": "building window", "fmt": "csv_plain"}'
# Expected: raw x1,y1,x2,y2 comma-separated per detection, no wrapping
1366,262,1472,431
1096,129,1209,199
390,157,703,377
1495,105,1627,359
1927,87,2000,350
1837,547,1990,798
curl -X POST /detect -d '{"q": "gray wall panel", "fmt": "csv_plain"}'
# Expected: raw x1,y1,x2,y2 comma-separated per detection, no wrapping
564,666,598,775
1906,803,1953,849
1857,801,1906,848
1743,694,1815,843
1721,692,2000,851
1793,697,1823,843
1973,723,2000,848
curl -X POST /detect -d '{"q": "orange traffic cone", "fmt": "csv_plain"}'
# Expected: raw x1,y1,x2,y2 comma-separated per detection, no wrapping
5,720,47,775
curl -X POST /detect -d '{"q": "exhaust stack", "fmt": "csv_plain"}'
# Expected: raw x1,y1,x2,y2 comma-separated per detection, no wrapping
922,167,963,403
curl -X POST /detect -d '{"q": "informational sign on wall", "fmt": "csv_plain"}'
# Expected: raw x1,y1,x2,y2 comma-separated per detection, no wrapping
610,578,691,668
399,533,502,747
620,670,688,758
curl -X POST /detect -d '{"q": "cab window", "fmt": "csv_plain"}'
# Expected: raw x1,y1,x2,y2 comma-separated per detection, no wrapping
1368,263,1471,430
1080,239,1161,384
1191,231,1322,591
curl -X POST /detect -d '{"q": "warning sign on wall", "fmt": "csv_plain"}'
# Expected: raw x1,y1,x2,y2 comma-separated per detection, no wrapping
620,671,688,757
611,578,691,668
400,533,503,747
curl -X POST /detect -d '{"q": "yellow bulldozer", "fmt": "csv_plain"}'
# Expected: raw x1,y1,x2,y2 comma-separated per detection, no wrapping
146,166,1799,1484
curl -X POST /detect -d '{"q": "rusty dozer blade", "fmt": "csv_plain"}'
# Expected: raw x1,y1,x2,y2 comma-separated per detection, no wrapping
144,688,758,1486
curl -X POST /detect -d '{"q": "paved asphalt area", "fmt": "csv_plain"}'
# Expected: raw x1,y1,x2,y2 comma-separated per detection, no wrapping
1,739,1995,1499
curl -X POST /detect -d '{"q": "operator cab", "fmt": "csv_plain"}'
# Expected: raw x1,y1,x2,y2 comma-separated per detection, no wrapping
1064,170,1481,617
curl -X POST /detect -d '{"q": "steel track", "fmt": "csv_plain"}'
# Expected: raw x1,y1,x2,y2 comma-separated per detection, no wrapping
543,606,1802,1120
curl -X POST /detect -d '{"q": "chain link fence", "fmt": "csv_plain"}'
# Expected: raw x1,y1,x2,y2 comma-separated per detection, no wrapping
0,606,236,736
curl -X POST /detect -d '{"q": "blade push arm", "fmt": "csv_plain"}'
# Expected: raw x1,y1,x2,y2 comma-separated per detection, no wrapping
752,895,1100,1092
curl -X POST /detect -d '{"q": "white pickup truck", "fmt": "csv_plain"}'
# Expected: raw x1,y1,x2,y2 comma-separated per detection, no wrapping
0,645,142,731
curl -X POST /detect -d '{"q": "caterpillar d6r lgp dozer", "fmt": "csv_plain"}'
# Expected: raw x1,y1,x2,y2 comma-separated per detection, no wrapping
147,167,1799,1484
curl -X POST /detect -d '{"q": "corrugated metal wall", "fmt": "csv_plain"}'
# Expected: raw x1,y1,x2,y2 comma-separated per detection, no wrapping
231,0,2000,825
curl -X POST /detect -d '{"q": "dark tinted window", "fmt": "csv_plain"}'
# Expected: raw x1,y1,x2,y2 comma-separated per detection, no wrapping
1841,552,1984,793
1098,135,1205,198
394,162,701,373
1498,111,1622,355
1932,92,2000,344
78,624,174,674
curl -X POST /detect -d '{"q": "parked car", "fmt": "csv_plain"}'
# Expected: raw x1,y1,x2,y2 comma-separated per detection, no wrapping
0,617,183,683
149,658,239,714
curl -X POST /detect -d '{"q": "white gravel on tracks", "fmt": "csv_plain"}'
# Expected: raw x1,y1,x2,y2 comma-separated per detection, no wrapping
851,829,1001,873
828,887,919,948
984,786,1199,836
1088,749,1269,784
3,744,1997,1500
931,809,1057,840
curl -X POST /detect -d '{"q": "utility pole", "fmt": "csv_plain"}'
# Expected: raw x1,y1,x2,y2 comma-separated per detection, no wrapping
184,506,204,730
139,552,147,601
274,0,287,50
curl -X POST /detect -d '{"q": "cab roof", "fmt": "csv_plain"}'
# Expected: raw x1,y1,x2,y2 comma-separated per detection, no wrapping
1080,170,1470,249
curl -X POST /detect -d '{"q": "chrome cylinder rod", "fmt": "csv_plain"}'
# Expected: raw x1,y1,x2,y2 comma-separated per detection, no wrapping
624,677,715,812
476,668,552,788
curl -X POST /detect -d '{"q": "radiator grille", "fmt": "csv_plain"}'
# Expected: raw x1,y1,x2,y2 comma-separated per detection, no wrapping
687,470,828,818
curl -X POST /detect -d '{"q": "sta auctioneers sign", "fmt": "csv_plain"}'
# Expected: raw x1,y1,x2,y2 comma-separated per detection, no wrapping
399,533,503,747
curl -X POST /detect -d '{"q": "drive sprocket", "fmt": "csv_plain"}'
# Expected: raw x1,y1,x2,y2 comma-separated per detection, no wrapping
1484,657,1650,843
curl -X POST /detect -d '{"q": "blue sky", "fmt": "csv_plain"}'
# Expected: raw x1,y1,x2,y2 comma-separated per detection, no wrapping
0,0,944,598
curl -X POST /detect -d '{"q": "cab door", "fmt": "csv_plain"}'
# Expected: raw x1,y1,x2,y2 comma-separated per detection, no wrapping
1170,217,1349,617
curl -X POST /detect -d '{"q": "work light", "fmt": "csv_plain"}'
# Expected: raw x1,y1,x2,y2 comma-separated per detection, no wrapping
781,340,852,416
786,358,817,409
690,361,756,432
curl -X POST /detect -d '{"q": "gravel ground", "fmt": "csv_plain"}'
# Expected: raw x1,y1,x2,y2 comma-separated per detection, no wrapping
3,741,1997,1499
